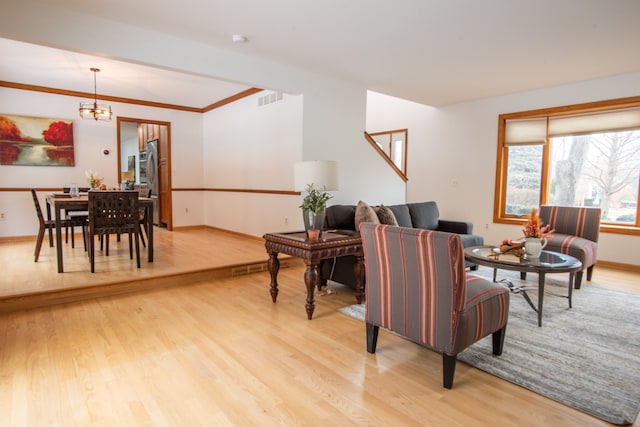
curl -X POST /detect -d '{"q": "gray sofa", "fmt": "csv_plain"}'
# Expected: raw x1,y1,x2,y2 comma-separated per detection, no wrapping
320,201,484,289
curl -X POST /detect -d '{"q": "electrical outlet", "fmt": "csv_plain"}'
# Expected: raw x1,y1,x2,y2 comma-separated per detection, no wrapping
284,217,288,225
0,212,5,221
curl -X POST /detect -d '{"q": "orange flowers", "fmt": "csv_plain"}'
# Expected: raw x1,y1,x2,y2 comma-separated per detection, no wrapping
523,208,554,238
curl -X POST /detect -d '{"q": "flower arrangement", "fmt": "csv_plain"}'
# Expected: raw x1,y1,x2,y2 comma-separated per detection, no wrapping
522,208,554,238
85,170,102,189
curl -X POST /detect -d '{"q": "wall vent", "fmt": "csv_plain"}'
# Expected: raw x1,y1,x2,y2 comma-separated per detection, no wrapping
258,91,284,107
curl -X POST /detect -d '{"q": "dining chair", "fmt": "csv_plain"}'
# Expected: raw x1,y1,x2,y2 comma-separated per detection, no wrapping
30,189,79,262
137,188,151,247
86,191,141,273
62,187,89,250
102,188,150,249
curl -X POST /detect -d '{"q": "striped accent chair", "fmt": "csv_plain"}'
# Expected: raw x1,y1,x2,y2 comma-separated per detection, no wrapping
360,223,509,389
539,205,601,289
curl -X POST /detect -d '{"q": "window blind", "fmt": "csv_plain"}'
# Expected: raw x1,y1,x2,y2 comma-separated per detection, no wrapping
504,117,548,146
548,107,640,137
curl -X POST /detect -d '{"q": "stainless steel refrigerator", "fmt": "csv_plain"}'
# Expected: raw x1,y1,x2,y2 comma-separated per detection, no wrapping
146,139,160,225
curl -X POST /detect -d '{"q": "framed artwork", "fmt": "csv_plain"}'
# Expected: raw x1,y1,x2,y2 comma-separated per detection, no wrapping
0,114,75,166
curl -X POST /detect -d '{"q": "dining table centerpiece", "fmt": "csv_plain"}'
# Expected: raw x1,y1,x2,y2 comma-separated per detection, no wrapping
85,169,102,190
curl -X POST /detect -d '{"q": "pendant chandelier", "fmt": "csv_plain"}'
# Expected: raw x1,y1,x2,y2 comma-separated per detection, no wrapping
79,67,112,121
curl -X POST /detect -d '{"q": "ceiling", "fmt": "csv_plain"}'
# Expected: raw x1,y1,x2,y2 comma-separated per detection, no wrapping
2,0,640,108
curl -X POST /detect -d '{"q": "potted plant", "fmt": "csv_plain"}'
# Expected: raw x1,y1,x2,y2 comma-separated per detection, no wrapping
299,183,332,240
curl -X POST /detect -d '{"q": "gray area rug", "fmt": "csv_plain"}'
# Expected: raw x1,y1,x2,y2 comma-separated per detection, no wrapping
338,267,640,425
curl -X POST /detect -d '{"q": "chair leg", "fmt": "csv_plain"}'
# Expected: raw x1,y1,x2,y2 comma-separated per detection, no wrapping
366,323,379,353
442,354,457,389
128,232,133,259
89,231,96,273
139,223,147,248
586,265,594,282
100,235,111,254
134,229,141,268
34,226,46,262
575,271,584,289
492,326,507,356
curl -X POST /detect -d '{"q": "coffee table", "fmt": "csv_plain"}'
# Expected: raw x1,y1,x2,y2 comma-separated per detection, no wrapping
464,246,582,326
263,230,363,320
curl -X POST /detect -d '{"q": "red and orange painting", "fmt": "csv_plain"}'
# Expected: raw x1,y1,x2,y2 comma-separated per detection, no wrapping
0,114,75,166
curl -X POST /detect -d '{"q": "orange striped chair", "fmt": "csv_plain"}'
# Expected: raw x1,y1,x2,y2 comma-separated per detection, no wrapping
539,205,601,289
360,223,510,389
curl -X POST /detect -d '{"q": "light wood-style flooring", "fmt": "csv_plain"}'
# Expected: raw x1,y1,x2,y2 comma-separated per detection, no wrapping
0,227,286,312
0,229,638,426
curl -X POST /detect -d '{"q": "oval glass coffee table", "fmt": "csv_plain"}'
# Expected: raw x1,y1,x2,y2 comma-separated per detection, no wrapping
464,246,582,326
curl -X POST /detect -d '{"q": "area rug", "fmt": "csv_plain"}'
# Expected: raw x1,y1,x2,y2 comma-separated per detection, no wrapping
338,268,640,425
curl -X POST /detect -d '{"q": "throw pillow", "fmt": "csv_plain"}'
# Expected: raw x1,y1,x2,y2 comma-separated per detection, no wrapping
374,205,399,226
355,200,380,229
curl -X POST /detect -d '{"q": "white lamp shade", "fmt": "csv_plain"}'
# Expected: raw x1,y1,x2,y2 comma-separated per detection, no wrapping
294,160,339,191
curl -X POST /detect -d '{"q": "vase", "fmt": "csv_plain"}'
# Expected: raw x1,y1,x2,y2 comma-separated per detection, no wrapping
524,237,547,258
302,208,326,240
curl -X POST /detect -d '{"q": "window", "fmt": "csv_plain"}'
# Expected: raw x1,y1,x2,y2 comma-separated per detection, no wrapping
494,96,640,235
365,129,408,182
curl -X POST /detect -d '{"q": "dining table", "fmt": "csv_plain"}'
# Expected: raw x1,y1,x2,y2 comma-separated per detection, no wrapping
46,192,154,273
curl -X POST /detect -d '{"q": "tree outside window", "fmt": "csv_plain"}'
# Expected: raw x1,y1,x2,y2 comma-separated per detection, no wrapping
550,131,640,223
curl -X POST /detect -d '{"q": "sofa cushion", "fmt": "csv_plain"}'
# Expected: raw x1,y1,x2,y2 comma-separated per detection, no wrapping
324,204,356,230
374,205,399,226
388,204,412,227
355,201,380,229
407,201,440,230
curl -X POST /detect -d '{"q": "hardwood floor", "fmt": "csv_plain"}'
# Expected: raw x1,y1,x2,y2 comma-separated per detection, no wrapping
0,227,291,312
0,230,638,426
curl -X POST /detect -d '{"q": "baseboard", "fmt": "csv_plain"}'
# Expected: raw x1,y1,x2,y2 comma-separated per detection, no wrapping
203,225,264,242
596,260,640,273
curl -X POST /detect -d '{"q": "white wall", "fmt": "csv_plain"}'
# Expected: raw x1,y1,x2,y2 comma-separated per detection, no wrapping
201,86,404,236
0,86,205,236
366,74,640,266
5,1,636,266
303,82,404,207
202,91,303,235
1,1,401,238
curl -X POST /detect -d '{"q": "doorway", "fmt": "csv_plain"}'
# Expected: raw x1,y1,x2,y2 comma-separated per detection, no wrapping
117,117,173,230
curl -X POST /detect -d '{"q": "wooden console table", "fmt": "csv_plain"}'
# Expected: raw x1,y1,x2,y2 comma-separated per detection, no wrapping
263,230,364,320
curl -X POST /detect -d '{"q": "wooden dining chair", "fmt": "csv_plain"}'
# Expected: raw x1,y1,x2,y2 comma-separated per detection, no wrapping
137,188,151,247
86,191,141,273
61,187,89,250
30,189,81,262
